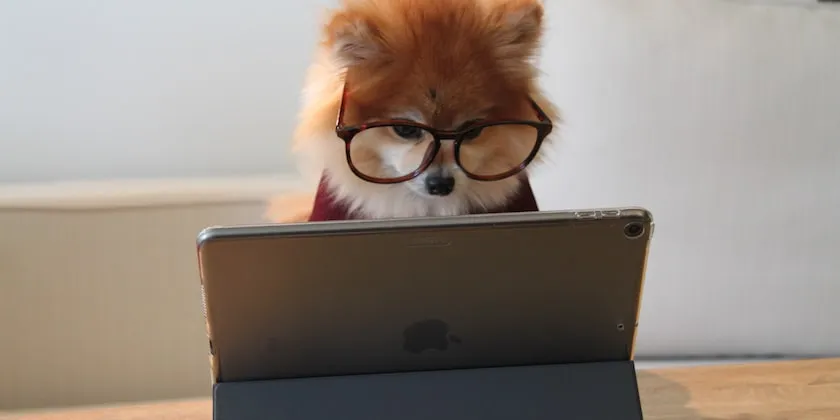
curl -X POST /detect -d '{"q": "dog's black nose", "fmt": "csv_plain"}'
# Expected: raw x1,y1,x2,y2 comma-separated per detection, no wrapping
425,175,455,196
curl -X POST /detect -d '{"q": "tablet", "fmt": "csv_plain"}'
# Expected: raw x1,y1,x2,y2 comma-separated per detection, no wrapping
196,208,653,383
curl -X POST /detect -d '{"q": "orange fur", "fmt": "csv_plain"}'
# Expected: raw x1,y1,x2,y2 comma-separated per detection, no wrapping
265,191,317,223
269,0,560,222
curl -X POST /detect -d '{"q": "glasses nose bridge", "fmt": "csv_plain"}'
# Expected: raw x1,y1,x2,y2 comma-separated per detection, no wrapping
434,131,460,141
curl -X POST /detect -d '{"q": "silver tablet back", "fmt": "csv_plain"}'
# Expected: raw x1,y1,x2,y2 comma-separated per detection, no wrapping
197,208,653,383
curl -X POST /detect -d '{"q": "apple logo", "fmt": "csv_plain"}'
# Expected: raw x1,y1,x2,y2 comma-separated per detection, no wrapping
403,319,462,354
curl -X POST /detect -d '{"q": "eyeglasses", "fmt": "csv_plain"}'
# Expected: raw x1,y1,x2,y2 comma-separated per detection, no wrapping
334,82,553,184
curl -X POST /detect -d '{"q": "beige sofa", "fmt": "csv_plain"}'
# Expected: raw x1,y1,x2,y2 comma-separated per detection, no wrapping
0,176,302,410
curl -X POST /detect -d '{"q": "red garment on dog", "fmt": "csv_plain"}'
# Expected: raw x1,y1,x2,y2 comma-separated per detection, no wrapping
308,173,539,221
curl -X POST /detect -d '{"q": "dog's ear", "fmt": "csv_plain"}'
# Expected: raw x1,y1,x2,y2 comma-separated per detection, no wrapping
324,9,382,68
489,0,545,61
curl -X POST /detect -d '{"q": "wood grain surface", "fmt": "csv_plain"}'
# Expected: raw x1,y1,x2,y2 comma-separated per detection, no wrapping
638,358,840,420
4,358,839,420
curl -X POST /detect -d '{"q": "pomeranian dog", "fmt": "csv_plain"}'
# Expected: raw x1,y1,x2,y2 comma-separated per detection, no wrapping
268,0,560,223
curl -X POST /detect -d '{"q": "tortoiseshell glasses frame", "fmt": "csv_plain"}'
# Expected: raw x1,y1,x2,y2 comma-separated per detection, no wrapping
334,82,553,184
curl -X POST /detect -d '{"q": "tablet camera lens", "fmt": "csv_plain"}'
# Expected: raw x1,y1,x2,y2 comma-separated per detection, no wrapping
624,222,644,239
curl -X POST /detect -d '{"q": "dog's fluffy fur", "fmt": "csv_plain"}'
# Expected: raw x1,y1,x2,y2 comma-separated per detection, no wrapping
267,0,560,223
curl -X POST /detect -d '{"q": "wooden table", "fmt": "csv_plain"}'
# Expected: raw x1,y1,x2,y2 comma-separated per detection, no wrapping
5,358,840,420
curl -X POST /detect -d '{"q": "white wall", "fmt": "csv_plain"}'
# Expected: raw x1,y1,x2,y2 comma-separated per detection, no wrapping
0,0,333,183
531,0,840,357
1,0,839,363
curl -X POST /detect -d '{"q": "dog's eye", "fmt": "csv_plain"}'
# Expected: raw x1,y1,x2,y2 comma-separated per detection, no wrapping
459,120,485,141
461,126,484,141
392,125,424,140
